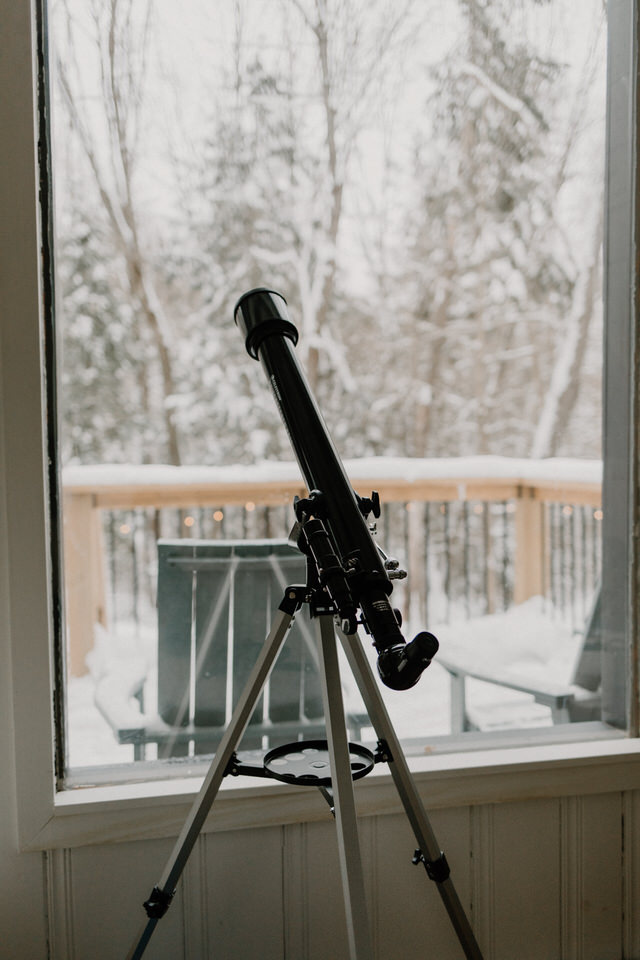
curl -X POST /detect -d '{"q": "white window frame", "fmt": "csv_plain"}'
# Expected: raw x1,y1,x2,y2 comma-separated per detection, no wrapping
3,0,640,854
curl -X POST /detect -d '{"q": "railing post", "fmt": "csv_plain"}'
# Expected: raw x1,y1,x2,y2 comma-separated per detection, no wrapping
407,500,426,625
63,492,107,676
514,489,544,604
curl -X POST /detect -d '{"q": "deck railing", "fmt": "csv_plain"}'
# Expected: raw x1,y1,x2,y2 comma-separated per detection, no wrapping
62,457,602,676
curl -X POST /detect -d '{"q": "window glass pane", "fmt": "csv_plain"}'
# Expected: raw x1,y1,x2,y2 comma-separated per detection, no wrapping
51,0,607,775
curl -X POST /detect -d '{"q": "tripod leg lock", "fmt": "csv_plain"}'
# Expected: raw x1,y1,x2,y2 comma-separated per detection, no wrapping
143,885,175,919
412,849,450,884
279,584,306,615
374,738,392,764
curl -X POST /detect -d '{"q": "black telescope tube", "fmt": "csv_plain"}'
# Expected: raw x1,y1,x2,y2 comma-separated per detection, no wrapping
234,288,438,690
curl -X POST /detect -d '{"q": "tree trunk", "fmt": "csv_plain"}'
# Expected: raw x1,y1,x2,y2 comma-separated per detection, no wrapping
531,208,603,459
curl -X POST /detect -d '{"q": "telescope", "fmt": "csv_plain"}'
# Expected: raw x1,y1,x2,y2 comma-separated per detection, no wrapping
234,287,439,690
125,290,483,960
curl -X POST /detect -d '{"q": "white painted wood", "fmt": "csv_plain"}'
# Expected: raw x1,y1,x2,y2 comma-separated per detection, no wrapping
182,835,209,959
490,799,562,959
623,790,640,958
373,807,475,960
0,0,58,854
282,822,310,958
38,793,640,960
0,4,57,958
303,816,353,960
355,816,377,953
601,0,640,730
577,793,623,960
202,826,285,959
560,797,582,958
35,737,640,851
45,849,76,960
470,805,495,960
66,838,185,960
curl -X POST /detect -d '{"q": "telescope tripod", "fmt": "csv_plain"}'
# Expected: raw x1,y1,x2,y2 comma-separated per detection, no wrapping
128,569,484,960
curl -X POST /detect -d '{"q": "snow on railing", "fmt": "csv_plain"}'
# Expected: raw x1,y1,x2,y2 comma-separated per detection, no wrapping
62,457,602,676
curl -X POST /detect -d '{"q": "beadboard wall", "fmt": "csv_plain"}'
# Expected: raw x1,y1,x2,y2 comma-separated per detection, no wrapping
38,789,640,959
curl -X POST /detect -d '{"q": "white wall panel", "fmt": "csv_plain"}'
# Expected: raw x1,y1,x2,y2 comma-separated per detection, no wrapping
372,807,474,960
623,790,640,958
282,822,312,959
48,839,185,960
560,794,623,959
482,799,563,959
470,803,496,959
292,817,352,960
41,791,639,960
199,826,285,960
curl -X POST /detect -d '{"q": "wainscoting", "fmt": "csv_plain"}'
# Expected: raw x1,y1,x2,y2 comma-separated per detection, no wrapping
43,788,640,959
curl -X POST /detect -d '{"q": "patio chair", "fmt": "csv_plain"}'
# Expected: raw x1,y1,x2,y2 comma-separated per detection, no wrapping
437,588,602,734
96,538,368,760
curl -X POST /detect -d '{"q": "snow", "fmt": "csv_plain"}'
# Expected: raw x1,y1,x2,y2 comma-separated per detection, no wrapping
67,597,580,770
62,455,602,491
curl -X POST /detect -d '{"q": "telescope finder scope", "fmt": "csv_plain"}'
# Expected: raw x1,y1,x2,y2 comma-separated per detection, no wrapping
233,287,438,691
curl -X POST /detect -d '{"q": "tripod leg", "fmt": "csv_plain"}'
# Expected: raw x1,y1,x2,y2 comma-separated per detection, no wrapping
316,615,373,960
338,628,485,960
126,606,295,960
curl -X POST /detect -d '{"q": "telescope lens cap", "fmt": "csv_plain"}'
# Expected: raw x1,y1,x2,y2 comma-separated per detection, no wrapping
234,288,299,359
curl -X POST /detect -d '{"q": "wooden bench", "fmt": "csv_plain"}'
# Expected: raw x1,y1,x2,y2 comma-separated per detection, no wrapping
96,538,367,760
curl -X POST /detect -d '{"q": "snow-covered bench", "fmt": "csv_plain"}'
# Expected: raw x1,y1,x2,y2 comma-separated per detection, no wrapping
437,590,602,733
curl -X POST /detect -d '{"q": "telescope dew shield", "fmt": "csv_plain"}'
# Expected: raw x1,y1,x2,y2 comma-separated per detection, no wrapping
234,287,438,690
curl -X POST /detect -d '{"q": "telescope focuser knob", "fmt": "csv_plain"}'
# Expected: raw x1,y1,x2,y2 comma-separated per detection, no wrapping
383,556,407,580
357,491,381,519
294,490,326,521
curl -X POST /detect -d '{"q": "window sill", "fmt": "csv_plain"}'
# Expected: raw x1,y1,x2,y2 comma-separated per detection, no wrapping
25,726,640,851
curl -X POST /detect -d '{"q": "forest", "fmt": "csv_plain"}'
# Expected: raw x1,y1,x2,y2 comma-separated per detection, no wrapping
52,0,606,474
50,0,609,764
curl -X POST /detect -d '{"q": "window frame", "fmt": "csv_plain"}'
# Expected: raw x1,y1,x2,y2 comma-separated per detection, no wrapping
601,0,640,732
3,0,640,853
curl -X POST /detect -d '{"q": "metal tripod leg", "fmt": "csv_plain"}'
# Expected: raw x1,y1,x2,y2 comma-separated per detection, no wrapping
126,605,296,960
338,627,485,960
316,615,373,960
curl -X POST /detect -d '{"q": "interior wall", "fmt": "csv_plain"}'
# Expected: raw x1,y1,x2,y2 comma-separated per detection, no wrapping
12,786,640,959
0,356,47,956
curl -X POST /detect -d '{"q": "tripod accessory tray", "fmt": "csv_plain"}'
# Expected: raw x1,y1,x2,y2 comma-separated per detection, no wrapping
263,739,374,787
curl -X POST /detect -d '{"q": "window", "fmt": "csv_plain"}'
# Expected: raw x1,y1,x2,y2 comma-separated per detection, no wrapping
4,0,639,848
51,0,616,783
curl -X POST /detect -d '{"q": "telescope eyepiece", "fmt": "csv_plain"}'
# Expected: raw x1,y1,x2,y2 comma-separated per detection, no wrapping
377,632,439,691
234,288,299,359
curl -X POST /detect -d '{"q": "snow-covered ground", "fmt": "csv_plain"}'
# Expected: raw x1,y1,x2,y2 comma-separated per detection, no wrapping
67,597,579,771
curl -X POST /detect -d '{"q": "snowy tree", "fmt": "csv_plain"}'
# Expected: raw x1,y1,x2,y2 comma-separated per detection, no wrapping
56,209,149,464
395,0,605,459
55,0,184,464
52,0,605,471
171,0,420,460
